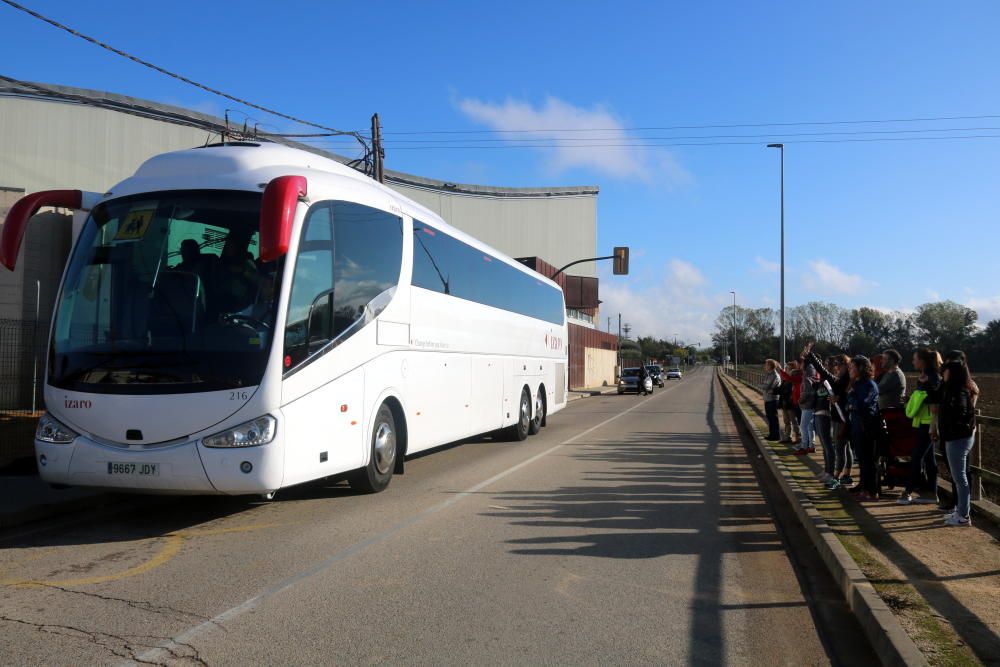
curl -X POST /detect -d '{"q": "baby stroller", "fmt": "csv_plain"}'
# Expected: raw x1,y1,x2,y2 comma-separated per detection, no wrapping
878,406,916,489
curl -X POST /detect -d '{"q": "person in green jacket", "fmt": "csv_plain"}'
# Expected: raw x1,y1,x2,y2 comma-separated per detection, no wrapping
898,348,941,505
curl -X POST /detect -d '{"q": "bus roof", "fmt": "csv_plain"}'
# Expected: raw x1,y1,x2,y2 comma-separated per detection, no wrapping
107,142,564,292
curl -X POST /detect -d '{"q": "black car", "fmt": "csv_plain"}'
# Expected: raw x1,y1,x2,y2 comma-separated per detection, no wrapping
645,365,664,387
618,367,652,394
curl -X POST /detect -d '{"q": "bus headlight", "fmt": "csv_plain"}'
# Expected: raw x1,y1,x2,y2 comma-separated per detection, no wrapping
202,415,276,448
36,413,78,444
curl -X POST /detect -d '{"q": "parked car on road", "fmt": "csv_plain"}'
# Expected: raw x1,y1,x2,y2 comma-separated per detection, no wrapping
666,367,683,380
646,365,665,387
618,367,644,394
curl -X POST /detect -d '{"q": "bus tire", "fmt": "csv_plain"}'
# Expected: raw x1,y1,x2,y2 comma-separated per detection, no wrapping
529,388,545,435
503,389,531,442
349,403,397,493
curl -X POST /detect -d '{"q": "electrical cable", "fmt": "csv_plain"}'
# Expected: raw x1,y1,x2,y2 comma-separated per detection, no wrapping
0,0,366,145
380,114,1000,135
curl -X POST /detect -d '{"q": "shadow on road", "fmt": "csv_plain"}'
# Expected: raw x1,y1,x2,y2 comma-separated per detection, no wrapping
487,378,783,664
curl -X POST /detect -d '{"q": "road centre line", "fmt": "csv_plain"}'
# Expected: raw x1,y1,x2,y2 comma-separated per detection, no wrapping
126,375,693,666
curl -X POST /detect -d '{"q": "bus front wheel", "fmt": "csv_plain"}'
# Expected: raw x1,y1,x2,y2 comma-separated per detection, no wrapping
350,403,397,493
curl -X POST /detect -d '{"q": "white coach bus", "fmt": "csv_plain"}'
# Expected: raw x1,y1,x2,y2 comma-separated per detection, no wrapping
0,143,568,496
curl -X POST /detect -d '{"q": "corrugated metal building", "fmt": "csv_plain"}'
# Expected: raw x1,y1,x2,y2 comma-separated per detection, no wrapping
0,80,613,391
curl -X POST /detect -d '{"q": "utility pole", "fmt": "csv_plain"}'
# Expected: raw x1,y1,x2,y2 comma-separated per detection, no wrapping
623,323,632,340
607,316,611,334
371,113,385,183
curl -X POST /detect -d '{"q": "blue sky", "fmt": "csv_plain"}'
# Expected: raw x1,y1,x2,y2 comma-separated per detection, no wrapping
2,1,999,343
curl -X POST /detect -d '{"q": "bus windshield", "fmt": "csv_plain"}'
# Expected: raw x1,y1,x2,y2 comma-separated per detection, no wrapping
49,190,281,393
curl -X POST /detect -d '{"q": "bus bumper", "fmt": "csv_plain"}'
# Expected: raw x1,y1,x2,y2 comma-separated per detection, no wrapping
34,432,284,495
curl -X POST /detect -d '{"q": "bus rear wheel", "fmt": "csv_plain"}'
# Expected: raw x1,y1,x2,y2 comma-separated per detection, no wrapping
349,403,397,493
503,389,531,442
528,389,545,435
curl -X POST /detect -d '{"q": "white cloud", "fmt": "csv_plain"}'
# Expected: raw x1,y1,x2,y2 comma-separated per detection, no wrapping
755,256,780,273
802,259,872,295
669,259,705,287
455,95,692,186
599,258,719,344
966,296,1000,323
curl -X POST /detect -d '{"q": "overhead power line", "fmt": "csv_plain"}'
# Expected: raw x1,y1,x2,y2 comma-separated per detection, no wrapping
381,113,1000,136
0,0,365,145
298,133,1000,150
297,125,1000,145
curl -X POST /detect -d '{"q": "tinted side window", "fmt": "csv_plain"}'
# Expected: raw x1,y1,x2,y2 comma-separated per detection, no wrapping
412,221,564,324
331,202,402,337
284,205,334,369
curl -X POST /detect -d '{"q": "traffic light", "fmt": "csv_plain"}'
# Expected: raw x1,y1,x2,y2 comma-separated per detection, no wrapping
613,246,629,275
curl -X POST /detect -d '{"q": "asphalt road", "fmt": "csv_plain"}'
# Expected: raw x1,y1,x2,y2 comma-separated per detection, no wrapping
0,367,874,666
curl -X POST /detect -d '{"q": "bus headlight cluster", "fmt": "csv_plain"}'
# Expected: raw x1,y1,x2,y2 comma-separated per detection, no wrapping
36,413,78,444
202,415,276,448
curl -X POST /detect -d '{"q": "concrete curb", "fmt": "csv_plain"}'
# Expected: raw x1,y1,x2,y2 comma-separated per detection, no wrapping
718,372,928,667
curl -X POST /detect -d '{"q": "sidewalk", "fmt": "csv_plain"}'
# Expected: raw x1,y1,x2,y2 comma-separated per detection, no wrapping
567,384,619,401
723,374,1000,666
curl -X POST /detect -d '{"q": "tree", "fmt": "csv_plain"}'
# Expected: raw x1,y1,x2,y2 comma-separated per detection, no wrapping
914,301,978,351
845,307,893,354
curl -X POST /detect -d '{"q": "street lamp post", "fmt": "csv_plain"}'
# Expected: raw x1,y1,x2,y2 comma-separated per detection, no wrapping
766,143,785,365
730,290,738,375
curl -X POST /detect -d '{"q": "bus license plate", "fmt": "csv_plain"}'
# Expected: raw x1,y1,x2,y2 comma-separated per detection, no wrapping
107,462,159,476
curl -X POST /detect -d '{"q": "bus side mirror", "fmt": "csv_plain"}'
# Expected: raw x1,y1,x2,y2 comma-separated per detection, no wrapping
613,246,629,275
260,176,307,262
1,189,89,270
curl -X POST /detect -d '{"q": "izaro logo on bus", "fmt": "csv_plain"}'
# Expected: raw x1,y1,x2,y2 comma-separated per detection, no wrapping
545,334,563,351
64,397,92,409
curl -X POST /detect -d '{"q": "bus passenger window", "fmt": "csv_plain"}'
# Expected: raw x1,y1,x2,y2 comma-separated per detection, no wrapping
284,205,334,369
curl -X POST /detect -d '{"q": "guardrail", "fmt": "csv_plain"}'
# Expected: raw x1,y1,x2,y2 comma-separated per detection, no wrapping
722,366,999,503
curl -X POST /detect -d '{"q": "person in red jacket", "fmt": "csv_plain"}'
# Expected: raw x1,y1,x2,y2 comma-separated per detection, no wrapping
777,360,803,445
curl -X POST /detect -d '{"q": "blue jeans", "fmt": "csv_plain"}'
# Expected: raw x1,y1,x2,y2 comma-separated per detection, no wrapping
946,434,975,519
800,408,816,448
764,400,781,440
907,424,938,498
815,413,834,476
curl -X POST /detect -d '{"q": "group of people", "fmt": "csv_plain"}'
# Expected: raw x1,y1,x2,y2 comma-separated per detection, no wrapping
760,344,980,527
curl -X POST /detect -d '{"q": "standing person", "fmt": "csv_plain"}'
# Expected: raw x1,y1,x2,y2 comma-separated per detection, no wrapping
878,349,907,410
637,364,650,396
900,348,942,505
777,360,803,446
939,359,977,527
760,360,783,441
797,359,820,456
807,348,854,489
847,356,881,501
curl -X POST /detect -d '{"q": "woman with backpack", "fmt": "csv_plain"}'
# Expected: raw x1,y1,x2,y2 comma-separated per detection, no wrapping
940,357,978,527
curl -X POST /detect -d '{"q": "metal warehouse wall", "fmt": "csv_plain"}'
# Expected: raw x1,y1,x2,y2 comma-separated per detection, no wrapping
0,84,597,321
395,186,597,278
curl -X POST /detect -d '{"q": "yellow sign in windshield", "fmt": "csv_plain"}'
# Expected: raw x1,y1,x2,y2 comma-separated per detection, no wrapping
115,209,154,241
